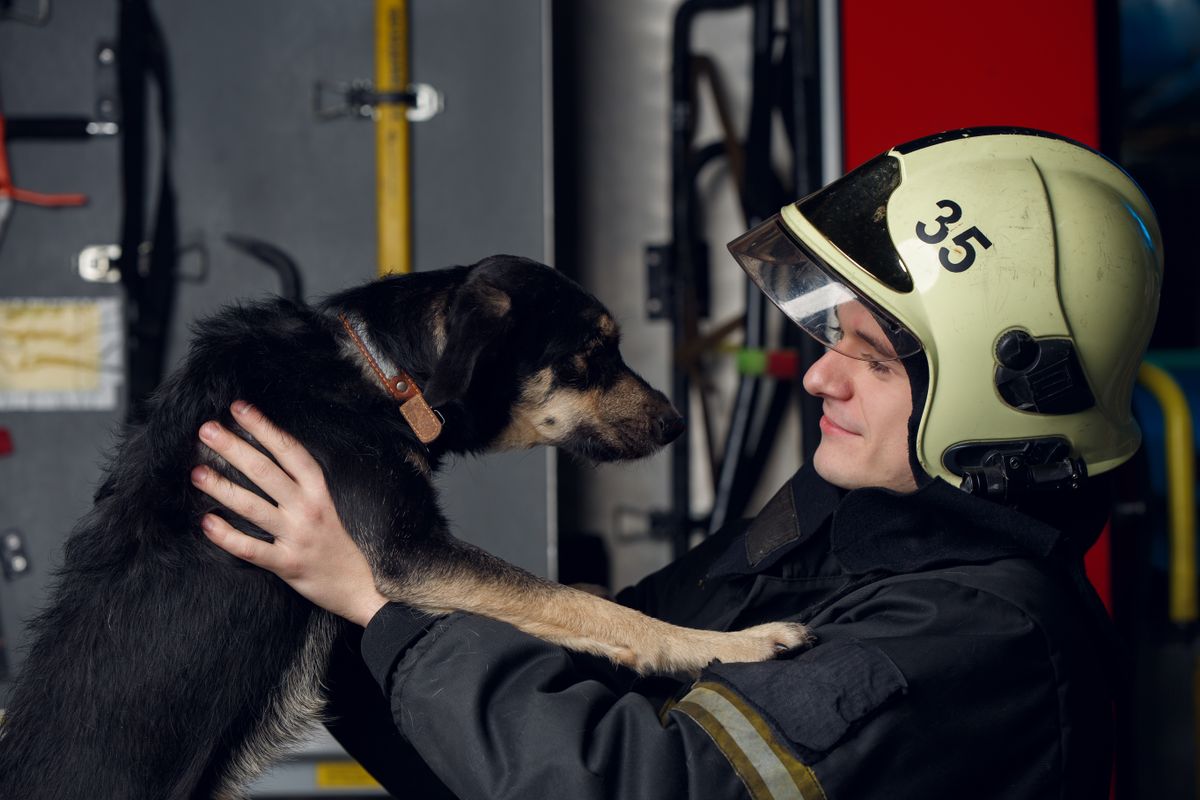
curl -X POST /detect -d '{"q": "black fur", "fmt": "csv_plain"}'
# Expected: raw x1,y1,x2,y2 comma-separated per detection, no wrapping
0,256,681,799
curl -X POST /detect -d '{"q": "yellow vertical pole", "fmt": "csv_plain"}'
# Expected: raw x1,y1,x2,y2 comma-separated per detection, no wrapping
1138,362,1198,625
375,0,411,276
1136,362,1200,800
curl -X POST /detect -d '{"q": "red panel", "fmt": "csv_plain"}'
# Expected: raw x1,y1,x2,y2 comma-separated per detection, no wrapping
840,2,1110,609
1085,521,1114,615
840,0,1100,169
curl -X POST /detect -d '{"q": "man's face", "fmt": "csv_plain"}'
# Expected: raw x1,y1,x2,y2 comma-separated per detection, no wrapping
801,301,918,494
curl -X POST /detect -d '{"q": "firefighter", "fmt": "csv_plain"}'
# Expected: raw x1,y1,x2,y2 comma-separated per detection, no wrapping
195,128,1161,799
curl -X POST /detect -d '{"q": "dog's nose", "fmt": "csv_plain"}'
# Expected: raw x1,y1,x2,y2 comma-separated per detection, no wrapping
654,411,686,445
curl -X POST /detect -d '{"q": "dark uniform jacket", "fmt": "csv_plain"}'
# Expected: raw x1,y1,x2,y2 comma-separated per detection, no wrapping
324,465,1115,799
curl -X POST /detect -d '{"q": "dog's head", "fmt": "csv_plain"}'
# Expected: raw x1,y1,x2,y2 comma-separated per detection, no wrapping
422,256,684,462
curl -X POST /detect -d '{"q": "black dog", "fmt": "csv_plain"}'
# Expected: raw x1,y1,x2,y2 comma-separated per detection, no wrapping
0,256,806,799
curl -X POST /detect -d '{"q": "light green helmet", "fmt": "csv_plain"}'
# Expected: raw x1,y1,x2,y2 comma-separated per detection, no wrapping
730,128,1164,492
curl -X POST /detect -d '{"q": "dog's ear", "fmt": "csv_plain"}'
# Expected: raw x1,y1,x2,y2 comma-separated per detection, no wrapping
423,276,512,408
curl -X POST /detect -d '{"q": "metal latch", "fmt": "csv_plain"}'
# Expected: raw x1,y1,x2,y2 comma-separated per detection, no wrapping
313,80,443,122
1,528,29,579
76,240,209,284
77,243,123,283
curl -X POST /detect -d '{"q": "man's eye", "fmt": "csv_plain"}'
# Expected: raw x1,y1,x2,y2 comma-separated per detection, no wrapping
814,321,842,344
866,359,893,375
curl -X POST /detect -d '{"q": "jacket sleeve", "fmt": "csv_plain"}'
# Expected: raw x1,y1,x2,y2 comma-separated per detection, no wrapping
360,603,752,800
322,624,456,799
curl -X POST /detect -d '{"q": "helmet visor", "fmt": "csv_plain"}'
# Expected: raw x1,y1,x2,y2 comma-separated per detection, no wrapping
728,214,921,362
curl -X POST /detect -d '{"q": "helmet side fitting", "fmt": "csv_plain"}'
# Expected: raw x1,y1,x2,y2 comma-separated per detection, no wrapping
778,128,1164,500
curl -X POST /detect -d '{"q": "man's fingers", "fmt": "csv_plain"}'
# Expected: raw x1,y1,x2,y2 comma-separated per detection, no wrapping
191,465,281,533
229,401,325,489
197,419,301,506
200,513,278,567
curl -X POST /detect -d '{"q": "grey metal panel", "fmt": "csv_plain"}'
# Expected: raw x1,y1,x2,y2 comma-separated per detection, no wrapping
0,0,128,702
0,0,552,741
410,0,554,578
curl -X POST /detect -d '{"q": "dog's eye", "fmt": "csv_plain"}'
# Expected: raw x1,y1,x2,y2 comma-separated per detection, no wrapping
551,352,591,389
555,336,622,389
566,360,590,385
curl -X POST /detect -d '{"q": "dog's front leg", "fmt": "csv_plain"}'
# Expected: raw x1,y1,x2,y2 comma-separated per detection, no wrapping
360,519,809,676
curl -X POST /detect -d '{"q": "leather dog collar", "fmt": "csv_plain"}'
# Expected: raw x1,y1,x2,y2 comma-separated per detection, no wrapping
338,312,443,445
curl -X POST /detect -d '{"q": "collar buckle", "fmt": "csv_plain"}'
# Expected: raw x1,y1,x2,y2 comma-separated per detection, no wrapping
339,313,443,445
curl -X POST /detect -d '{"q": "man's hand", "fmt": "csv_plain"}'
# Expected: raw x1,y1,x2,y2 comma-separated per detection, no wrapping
191,401,390,627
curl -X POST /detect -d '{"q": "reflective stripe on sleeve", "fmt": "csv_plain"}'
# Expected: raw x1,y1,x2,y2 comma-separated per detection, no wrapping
672,681,827,800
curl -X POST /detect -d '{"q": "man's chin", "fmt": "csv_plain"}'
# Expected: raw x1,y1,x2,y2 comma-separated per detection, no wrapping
811,449,862,491
812,446,919,494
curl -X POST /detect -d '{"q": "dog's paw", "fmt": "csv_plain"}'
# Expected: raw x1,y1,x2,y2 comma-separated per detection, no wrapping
616,621,812,676
713,622,812,664
744,621,812,653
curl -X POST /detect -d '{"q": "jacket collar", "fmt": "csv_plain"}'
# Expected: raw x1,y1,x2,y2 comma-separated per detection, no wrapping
708,464,1065,578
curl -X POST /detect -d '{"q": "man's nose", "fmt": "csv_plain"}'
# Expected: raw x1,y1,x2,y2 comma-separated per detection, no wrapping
802,349,852,399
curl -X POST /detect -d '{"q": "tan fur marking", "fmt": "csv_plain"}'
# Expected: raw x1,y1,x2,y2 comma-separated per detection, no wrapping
540,388,602,429
491,368,570,449
214,612,340,797
405,449,431,476
606,373,649,417
479,285,512,317
491,368,672,454
523,367,555,400
430,300,449,356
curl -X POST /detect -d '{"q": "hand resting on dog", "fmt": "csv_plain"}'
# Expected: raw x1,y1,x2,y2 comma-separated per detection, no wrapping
192,400,390,627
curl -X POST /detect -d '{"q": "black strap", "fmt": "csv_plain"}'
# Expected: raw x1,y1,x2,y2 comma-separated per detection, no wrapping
117,0,178,422
4,117,95,140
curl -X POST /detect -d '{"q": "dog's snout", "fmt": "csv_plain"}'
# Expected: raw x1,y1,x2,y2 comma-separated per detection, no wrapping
636,387,684,446
654,410,685,445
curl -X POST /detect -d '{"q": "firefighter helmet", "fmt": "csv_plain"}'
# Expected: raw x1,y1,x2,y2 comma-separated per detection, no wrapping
729,128,1163,492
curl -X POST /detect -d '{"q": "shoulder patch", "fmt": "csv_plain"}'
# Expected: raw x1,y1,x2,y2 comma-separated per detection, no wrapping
706,639,907,757
745,481,801,567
